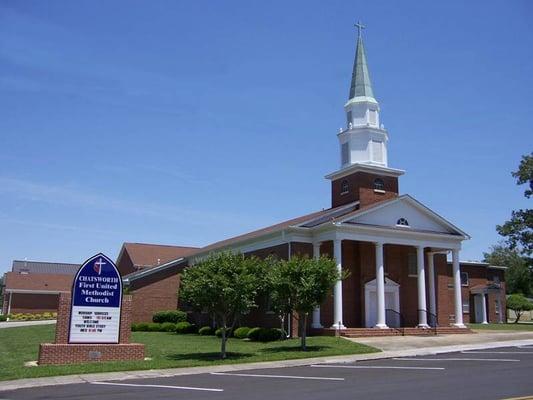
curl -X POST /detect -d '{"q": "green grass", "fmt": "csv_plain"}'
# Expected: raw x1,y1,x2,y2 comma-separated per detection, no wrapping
468,322,533,331
0,325,378,382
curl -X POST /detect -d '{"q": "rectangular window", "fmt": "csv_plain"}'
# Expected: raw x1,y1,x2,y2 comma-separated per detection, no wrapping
371,140,383,163
495,300,500,315
341,143,350,165
369,110,377,125
462,298,470,314
408,252,417,277
493,275,500,284
460,272,469,286
346,111,352,125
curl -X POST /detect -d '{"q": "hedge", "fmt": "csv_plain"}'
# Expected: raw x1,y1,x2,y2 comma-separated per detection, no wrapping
175,321,197,334
131,322,178,332
198,326,215,335
233,326,251,339
247,327,283,342
152,310,187,324
215,328,233,338
0,315,7,322
7,312,57,321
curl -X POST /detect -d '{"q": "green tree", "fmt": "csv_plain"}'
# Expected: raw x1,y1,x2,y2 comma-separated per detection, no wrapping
484,243,532,297
506,293,533,323
178,252,265,359
268,255,344,351
497,153,533,257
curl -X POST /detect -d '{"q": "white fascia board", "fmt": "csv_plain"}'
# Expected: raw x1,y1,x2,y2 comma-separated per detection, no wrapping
325,163,405,181
124,257,186,284
5,289,69,294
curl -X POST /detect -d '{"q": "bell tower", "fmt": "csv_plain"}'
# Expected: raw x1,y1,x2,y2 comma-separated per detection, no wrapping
327,23,404,208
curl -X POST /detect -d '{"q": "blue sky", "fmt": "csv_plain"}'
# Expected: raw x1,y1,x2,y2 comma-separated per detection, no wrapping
1,1,532,273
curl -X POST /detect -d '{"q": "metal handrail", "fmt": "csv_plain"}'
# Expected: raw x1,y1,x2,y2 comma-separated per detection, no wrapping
417,309,438,334
385,308,405,335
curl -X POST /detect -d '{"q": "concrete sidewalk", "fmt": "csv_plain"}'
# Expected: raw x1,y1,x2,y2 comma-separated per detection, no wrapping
0,320,56,329
1,332,533,392
349,330,533,351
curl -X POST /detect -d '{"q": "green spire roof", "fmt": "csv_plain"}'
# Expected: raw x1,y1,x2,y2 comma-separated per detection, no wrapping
349,31,375,100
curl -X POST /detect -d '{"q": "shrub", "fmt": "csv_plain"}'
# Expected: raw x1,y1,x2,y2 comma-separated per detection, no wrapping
147,323,163,332
198,326,215,335
132,322,149,331
0,315,7,322
175,321,197,334
233,326,251,339
152,310,187,324
247,327,282,342
161,322,177,332
215,328,233,338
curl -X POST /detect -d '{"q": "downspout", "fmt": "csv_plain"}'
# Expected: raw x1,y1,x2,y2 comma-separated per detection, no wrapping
7,292,12,315
286,232,292,338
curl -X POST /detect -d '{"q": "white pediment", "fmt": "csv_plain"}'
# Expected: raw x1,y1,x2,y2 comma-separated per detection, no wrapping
341,195,467,237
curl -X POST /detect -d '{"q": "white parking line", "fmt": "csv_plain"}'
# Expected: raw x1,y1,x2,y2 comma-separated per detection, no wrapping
90,381,224,392
210,372,344,381
393,357,520,362
462,351,533,354
311,364,445,370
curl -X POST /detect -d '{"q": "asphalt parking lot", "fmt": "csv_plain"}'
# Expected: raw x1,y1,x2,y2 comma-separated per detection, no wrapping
3,345,533,400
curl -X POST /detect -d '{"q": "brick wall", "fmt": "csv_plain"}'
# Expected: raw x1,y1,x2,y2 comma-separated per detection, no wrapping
129,266,180,323
8,293,60,314
331,171,399,208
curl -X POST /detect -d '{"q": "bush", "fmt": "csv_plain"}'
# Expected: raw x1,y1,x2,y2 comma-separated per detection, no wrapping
132,322,149,331
161,322,177,332
175,321,197,334
215,328,233,338
147,323,163,332
152,310,187,324
0,315,7,322
247,327,282,342
198,326,215,335
233,326,251,339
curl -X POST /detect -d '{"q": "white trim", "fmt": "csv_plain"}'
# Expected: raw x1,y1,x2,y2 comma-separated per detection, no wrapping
325,163,404,181
5,289,69,294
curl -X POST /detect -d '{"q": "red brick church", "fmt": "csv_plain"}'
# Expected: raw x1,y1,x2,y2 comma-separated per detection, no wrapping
116,27,506,334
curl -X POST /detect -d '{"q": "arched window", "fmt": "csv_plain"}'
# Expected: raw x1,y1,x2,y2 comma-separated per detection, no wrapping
374,178,385,191
341,179,349,194
396,218,409,227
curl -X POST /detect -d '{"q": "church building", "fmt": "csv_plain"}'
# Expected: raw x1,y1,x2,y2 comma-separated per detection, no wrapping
120,26,506,334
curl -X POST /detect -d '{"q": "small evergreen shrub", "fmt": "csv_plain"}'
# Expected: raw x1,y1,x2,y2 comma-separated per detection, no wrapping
247,327,282,342
175,321,197,334
215,328,233,338
233,326,251,339
198,326,215,335
161,322,177,332
133,322,150,331
0,315,7,322
147,323,163,332
152,310,187,324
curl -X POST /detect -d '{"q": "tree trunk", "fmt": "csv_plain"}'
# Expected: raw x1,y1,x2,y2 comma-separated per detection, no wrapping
279,314,286,340
514,311,522,324
220,316,227,359
300,313,307,351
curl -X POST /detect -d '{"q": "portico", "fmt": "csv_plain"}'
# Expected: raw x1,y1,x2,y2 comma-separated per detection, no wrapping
308,204,469,330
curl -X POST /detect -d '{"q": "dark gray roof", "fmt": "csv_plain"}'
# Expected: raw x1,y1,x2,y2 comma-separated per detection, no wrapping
12,260,80,275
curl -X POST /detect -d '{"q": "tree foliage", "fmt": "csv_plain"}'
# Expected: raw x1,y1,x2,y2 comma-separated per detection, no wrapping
178,252,265,359
506,293,533,323
267,255,344,350
484,243,532,297
497,153,533,257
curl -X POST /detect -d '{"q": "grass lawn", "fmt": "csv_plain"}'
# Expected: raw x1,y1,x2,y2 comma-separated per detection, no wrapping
468,322,533,331
0,324,378,382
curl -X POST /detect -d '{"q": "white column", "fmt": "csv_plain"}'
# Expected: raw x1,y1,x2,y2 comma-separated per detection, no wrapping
7,292,12,315
332,239,345,329
375,242,388,328
427,253,437,324
416,246,429,328
480,294,488,324
452,249,466,328
311,242,323,329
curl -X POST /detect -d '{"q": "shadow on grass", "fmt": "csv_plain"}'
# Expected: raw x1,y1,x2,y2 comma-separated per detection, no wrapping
165,352,254,362
260,345,332,353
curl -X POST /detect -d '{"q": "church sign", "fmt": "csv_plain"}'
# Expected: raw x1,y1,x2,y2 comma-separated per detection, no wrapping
69,253,122,343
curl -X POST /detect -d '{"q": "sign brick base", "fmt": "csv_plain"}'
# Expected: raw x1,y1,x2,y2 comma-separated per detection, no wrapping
38,293,145,365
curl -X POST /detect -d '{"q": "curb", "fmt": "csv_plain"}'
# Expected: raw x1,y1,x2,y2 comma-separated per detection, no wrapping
1,338,533,392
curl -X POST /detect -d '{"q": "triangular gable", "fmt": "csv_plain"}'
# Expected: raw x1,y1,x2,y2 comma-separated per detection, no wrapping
339,195,469,237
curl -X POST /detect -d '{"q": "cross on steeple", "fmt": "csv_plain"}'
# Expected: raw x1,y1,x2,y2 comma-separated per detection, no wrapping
354,20,365,38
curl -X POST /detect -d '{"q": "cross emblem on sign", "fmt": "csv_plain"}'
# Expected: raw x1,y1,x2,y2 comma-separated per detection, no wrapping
93,257,106,275
354,20,365,37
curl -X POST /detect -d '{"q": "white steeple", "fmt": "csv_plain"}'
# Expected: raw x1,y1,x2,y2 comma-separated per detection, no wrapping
338,22,389,169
